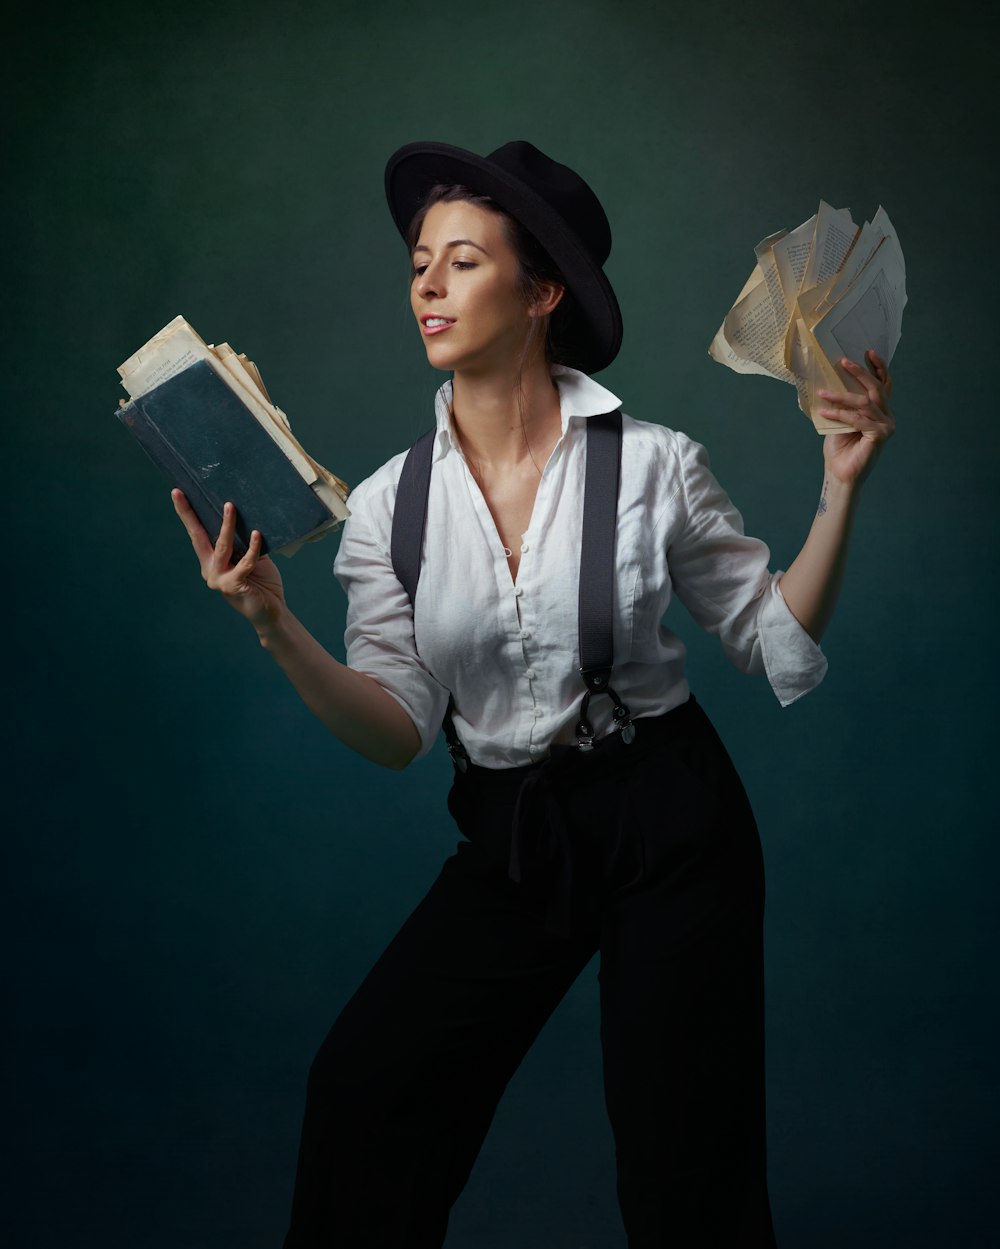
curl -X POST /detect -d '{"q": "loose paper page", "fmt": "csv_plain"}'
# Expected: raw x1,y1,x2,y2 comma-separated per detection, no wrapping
709,199,905,434
811,239,907,380
823,207,903,319
795,316,860,433
708,323,778,377
237,354,274,406
754,229,790,322
118,316,213,397
708,266,777,377
721,271,798,384
771,213,817,314
754,229,801,384
211,343,271,407
800,201,858,291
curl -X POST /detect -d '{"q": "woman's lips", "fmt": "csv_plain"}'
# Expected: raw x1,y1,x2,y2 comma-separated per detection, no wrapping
422,317,456,335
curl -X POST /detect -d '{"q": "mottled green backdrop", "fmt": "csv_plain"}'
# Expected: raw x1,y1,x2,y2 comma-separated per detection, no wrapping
5,2,996,1245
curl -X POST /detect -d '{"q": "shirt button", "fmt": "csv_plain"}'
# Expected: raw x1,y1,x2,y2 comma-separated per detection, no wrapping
520,542,529,553
519,629,531,639
513,586,523,597
525,669,536,680
529,744,543,754
533,709,543,719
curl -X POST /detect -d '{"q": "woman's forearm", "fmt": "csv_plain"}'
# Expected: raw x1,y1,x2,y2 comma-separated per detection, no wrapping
255,607,421,770
779,349,895,641
779,474,860,643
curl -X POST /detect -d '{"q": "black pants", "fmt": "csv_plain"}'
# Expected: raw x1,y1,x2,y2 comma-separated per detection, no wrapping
283,698,777,1247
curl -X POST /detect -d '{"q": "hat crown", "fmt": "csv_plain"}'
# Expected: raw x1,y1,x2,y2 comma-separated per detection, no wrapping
485,141,612,266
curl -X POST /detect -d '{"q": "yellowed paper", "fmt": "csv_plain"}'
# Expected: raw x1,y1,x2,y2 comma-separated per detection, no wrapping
211,343,271,407
771,213,817,316
754,230,800,381
812,243,906,380
800,202,858,291
720,269,798,383
209,342,348,506
708,323,777,377
708,266,776,377
710,200,905,436
118,315,213,397
795,316,861,433
236,354,273,406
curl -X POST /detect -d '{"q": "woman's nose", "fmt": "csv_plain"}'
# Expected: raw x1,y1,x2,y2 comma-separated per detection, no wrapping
416,263,444,298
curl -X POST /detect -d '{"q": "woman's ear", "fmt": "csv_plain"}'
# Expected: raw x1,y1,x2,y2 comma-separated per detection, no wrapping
528,282,565,318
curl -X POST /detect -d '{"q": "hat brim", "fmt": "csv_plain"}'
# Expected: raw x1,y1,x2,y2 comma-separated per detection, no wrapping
385,142,622,374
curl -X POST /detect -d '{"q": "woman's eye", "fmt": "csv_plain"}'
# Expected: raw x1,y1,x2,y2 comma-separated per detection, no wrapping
453,260,477,270
413,264,428,276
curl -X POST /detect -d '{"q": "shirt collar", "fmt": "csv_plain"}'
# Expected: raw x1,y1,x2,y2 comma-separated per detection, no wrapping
432,366,622,461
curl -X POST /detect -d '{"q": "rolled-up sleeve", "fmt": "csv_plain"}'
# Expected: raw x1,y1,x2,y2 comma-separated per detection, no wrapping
667,432,828,706
333,482,451,757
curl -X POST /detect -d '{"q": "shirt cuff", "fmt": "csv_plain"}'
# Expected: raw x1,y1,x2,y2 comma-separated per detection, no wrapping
758,574,829,706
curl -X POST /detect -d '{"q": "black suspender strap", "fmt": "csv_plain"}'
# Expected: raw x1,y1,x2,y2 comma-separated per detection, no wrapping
574,411,633,749
390,410,631,768
390,428,470,771
578,412,620,675
389,427,436,606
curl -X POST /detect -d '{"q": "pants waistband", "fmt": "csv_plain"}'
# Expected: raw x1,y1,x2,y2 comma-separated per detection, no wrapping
456,696,702,788
451,697,707,939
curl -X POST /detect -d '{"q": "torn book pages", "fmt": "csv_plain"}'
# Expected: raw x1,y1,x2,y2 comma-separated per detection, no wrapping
710,204,906,433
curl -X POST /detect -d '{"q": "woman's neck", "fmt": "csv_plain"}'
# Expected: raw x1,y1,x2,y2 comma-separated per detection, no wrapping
450,357,562,473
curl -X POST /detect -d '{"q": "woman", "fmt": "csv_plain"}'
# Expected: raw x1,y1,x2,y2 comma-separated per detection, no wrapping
172,141,894,1247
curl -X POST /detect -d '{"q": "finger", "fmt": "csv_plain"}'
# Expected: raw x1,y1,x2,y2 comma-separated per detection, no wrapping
865,349,894,398
213,501,237,569
816,385,871,410
171,489,215,562
838,356,887,405
818,405,891,440
839,354,878,383
232,528,263,578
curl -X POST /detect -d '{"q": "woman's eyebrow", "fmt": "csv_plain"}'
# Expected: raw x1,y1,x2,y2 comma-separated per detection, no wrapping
412,239,491,256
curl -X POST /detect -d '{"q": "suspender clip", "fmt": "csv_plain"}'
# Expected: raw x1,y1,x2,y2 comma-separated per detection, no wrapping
575,690,596,750
608,684,634,745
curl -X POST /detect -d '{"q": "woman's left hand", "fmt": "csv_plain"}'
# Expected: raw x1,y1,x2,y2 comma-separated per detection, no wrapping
817,349,895,488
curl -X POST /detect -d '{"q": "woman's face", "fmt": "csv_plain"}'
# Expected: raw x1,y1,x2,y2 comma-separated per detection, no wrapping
410,199,536,375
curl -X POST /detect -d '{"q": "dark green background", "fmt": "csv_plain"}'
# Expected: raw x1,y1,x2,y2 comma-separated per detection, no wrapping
6,2,996,1245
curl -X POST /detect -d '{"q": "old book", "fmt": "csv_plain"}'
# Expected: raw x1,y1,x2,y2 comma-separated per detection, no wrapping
116,317,349,557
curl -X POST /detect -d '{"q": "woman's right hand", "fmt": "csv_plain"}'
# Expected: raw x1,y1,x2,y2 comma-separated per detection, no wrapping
171,490,286,633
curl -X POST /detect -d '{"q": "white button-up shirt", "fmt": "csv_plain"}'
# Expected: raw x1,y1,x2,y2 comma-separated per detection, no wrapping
334,366,827,768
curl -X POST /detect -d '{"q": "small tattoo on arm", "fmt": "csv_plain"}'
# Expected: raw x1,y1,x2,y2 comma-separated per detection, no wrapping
817,480,829,516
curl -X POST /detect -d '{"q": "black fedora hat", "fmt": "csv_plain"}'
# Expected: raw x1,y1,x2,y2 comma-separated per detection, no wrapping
384,140,623,374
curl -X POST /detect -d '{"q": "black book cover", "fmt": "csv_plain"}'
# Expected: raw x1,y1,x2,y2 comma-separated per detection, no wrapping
117,360,333,558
